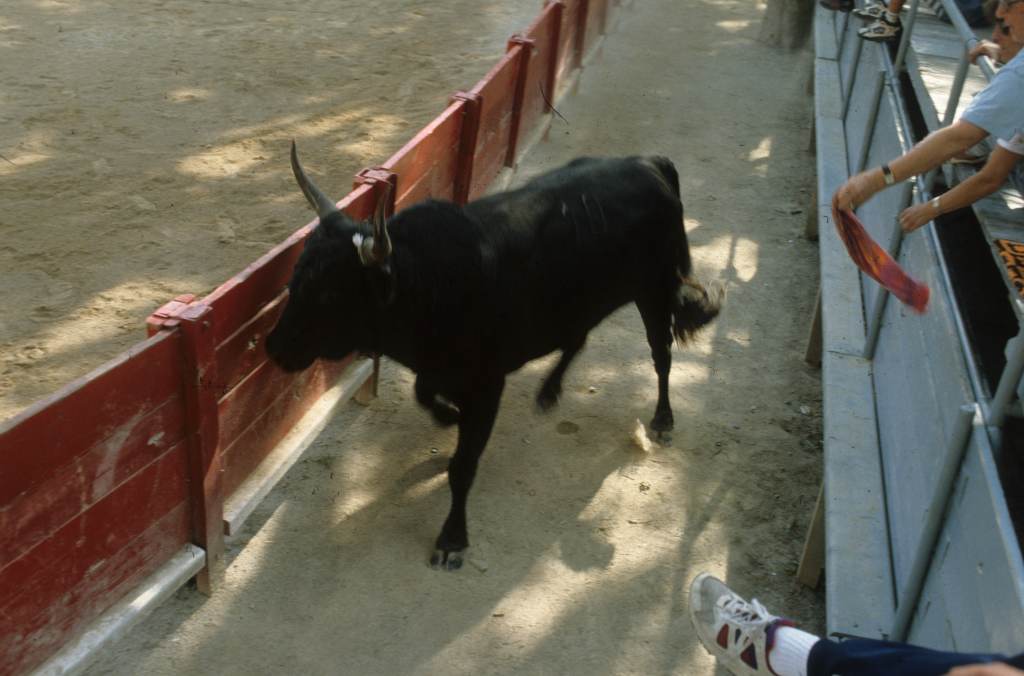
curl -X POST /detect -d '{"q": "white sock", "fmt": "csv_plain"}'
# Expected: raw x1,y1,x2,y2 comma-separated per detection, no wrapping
767,625,820,676
885,9,899,22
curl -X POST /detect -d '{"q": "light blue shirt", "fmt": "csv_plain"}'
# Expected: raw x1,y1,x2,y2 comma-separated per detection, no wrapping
962,49,1024,193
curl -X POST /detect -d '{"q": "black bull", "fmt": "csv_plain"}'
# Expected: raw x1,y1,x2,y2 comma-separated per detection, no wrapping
267,144,723,570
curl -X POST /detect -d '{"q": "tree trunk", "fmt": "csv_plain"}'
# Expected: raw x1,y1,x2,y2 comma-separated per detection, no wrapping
759,0,814,50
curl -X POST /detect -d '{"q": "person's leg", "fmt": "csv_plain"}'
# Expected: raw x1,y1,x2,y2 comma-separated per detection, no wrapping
808,638,1010,676
690,573,825,676
688,572,1015,676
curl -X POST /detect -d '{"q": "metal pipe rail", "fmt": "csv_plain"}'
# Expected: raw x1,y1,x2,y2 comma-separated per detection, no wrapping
855,19,989,419
835,0,1024,642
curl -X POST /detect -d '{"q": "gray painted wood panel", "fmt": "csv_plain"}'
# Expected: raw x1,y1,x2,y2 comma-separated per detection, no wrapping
815,0,1024,650
823,350,895,638
907,428,1024,653
873,230,974,589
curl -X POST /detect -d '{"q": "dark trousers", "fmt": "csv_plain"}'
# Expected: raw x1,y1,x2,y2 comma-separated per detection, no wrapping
807,638,1024,676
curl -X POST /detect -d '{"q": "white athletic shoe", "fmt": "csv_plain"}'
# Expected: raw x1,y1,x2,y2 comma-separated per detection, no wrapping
852,2,887,20
689,573,792,676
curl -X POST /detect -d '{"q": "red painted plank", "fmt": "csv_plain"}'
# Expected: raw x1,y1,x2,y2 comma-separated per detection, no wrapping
383,102,465,209
468,49,522,200
556,0,584,87
0,443,189,610
0,330,182,508
584,0,608,56
520,3,562,162
1,502,190,676
217,354,310,456
0,394,186,571
215,289,287,399
220,357,351,499
203,184,377,346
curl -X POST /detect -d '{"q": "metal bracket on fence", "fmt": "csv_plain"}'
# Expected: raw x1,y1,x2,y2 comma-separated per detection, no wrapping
890,403,979,641
146,294,196,336
353,167,398,214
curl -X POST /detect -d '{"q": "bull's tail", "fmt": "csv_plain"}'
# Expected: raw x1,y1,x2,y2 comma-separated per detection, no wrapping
672,275,724,344
644,156,724,343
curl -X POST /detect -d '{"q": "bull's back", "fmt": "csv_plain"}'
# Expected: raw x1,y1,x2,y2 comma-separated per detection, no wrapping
467,156,687,365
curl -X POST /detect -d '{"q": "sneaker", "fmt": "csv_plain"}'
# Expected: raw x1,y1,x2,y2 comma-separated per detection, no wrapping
858,15,901,41
852,2,887,20
689,573,793,676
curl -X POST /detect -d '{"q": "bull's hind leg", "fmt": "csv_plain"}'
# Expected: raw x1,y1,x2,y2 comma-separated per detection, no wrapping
415,374,460,427
636,293,675,435
536,334,586,412
431,377,505,571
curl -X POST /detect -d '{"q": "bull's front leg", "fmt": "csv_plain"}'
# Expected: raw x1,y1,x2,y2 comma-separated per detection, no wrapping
430,377,505,571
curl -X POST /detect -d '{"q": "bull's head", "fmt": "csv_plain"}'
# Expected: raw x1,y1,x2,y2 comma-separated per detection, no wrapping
265,142,393,372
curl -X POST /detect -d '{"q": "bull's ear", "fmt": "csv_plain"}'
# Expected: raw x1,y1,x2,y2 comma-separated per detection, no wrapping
290,141,338,220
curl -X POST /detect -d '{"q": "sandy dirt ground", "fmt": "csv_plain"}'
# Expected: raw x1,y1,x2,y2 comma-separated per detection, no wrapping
0,0,545,421
5,0,824,674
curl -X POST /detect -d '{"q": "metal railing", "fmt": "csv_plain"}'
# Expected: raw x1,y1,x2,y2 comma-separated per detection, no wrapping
833,0,1024,642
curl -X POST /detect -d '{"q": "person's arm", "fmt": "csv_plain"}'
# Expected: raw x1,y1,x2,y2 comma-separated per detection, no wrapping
899,144,1022,232
969,40,1000,64
832,120,989,211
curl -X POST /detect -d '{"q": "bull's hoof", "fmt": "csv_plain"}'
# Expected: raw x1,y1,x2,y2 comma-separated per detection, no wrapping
536,385,560,413
429,548,464,571
650,409,674,433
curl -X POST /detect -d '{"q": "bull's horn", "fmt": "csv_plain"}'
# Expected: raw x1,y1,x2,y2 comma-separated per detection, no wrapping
290,141,338,220
369,181,393,262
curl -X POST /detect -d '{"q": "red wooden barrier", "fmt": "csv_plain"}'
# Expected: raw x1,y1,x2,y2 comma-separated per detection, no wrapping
0,330,192,675
0,1,621,671
555,0,585,91
383,102,465,208
467,48,525,200
516,2,564,165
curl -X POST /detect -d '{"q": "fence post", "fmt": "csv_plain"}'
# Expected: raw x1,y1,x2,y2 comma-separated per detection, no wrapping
145,298,226,594
177,303,226,595
450,91,483,204
505,36,535,168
